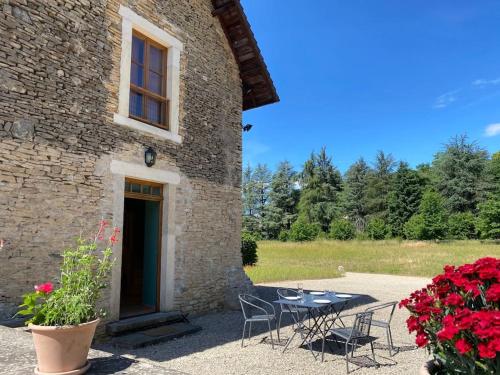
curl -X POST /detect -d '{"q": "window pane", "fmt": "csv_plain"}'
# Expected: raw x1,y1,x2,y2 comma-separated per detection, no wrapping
129,91,143,117
125,181,131,192
148,71,162,94
131,183,141,193
132,36,144,64
142,185,151,195
131,62,144,87
146,97,162,124
149,45,162,72
152,187,161,196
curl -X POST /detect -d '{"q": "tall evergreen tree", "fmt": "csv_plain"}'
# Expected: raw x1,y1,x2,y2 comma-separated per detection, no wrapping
366,151,396,219
262,161,300,238
252,163,272,218
433,135,488,213
242,164,257,216
344,158,370,231
298,147,342,232
484,151,500,198
387,162,423,236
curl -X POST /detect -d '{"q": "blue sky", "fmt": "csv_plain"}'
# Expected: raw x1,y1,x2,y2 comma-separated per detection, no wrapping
241,0,500,173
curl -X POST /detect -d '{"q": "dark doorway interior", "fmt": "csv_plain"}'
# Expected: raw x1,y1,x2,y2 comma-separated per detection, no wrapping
120,196,161,319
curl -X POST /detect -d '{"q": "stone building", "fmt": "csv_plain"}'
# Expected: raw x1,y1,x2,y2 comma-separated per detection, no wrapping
0,0,278,321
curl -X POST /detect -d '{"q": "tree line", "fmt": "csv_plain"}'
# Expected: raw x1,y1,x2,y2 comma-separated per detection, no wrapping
242,135,500,241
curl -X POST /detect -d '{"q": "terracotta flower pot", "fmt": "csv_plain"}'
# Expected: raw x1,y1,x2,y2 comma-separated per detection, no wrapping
29,319,99,375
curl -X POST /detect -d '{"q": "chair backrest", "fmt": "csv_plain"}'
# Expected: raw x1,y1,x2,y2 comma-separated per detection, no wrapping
277,288,299,299
239,294,271,320
351,311,374,339
365,301,397,324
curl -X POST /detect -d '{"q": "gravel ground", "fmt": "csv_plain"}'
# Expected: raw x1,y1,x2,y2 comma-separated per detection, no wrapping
0,273,429,375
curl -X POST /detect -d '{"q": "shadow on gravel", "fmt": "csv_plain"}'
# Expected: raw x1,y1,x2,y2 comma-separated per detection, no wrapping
94,285,377,365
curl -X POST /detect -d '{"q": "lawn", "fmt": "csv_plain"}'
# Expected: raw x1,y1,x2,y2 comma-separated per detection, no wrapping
244,240,500,283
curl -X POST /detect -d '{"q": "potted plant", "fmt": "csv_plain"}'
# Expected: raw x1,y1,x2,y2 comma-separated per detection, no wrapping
400,257,499,374
17,220,117,375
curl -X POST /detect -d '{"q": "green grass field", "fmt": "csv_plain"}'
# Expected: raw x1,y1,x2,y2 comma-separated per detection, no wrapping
244,240,500,284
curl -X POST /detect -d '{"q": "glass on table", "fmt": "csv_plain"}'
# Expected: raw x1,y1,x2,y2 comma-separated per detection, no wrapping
297,283,304,299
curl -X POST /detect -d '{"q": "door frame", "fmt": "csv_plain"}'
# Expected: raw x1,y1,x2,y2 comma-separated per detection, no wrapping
122,178,164,314
109,160,180,321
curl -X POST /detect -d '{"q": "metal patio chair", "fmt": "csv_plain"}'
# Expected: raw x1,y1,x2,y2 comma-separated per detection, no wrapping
276,288,309,339
239,294,279,349
365,301,398,356
321,311,376,374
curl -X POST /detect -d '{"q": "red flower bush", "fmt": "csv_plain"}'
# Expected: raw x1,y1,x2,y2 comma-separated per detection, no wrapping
400,257,499,373
34,282,53,294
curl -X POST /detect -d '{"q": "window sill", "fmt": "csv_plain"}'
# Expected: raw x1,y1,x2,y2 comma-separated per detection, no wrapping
113,113,182,144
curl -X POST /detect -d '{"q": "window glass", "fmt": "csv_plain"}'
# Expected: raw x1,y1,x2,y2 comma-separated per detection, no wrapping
148,71,162,94
132,36,144,64
147,98,162,124
129,91,143,117
149,46,162,72
131,62,144,86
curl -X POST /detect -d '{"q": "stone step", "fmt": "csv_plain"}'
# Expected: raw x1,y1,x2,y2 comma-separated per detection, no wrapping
109,322,202,349
106,311,185,336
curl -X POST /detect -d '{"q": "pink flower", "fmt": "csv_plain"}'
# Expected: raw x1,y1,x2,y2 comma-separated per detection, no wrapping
109,227,121,245
34,282,53,294
455,338,473,355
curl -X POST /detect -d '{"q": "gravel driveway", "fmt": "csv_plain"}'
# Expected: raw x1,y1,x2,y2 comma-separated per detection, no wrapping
0,273,429,374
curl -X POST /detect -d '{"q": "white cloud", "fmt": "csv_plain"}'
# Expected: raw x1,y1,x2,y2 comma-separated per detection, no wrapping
472,78,500,87
484,123,500,137
433,90,460,109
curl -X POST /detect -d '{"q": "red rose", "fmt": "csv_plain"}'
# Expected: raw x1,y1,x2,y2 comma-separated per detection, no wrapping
478,342,497,359
34,282,53,294
443,293,464,307
455,338,473,355
486,283,500,302
437,326,459,341
406,316,419,333
415,333,429,348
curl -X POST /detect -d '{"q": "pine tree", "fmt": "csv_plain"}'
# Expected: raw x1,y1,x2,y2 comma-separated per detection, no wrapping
433,135,489,213
484,151,500,198
344,158,370,231
252,163,272,218
387,162,423,236
261,161,299,239
366,151,396,220
298,147,343,232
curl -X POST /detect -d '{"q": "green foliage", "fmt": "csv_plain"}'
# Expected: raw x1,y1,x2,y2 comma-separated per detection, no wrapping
366,151,396,220
365,218,388,240
477,196,500,239
403,191,448,240
343,158,370,231
241,232,258,266
298,147,343,232
387,162,423,236
329,219,356,240
18,226,115,326
278,230,289,242
261,161,299,239
288,216,321,241
433,135,488,213
447,212,477,239
484,151,500,197
403,214,425,240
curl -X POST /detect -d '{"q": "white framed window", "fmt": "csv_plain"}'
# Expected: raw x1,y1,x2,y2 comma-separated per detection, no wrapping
114,5,183,143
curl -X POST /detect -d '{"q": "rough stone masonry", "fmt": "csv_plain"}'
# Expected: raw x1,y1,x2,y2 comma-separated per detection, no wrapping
0,0,256,320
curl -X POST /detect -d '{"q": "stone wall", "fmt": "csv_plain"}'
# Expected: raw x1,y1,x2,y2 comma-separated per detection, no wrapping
0,0,252,320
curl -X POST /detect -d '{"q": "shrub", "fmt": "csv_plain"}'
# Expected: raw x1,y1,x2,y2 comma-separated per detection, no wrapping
365,218,388,240
288,217,320,242
403,213,425,240
448,212,478,239
329,219,355,240
241,232,258,266
477,197,500,239
17,221,116,326
278,230,289,242
400,258,500,374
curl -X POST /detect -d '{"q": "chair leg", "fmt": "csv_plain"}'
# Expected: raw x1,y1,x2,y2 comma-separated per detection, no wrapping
241,321,247,347
370,341,376,363
386,327,392,356
345,341,350,374
267,319,274,349
276,318,280,343
321,333,326,362
277,311,283,341
248,321,252,339
388,326,395,356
